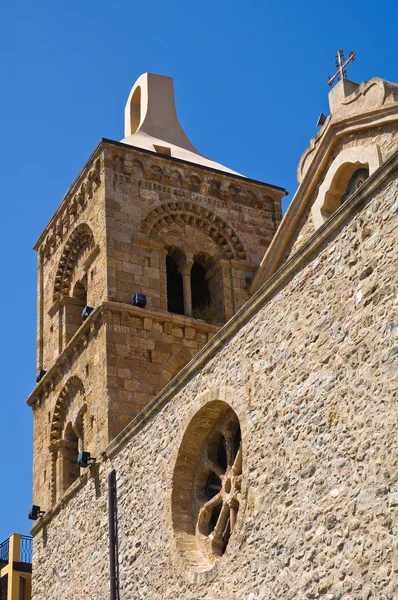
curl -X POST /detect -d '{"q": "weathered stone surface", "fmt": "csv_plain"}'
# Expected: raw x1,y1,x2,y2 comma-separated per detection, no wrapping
31,162,398,599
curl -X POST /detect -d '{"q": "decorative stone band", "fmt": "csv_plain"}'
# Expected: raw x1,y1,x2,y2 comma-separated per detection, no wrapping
34,139,286,264
141,201,247,260
30,151,398,536
26,303,221,410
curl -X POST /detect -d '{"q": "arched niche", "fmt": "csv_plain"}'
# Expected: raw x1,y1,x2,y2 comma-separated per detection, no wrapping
49,377,88,503
53,223,94,301
191,252,220,322
166,246,186,316
129,86,142,135
311,145,381,228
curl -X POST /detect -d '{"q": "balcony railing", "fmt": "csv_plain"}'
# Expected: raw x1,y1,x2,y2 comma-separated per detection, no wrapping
0,539,9,563
0,535,32,565
19,536,32,564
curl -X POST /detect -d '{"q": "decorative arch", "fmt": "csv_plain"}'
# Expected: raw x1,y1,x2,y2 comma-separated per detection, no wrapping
141,201,246,260
311,145,381,228
50,376,86,443
53,224,94,301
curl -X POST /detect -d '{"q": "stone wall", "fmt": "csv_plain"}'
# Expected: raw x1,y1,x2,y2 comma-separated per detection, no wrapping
31,163,398,598
103,144,284,320
30,139,285,512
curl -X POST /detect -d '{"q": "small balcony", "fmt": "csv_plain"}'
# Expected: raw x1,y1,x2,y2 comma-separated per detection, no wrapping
0,534,32,600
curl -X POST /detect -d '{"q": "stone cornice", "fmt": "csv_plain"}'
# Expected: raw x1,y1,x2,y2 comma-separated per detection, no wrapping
34,139,287,258
250,110,398,293
104,150,398,459
27,302,221,409
101,138,287,194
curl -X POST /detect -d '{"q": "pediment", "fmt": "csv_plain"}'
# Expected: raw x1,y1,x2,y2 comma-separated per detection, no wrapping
250,76,398,293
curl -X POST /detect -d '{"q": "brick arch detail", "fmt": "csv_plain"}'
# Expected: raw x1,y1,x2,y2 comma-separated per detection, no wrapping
53,223,94,301
141,202,246,260
50,376,85,443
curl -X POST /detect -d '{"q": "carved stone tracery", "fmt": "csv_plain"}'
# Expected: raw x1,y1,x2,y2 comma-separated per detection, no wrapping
172,401,243,572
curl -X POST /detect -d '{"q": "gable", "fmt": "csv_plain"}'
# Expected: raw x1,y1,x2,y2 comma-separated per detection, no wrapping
251,77,398,293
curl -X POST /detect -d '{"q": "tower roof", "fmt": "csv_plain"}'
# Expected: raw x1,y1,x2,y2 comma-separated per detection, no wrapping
121,72,242,175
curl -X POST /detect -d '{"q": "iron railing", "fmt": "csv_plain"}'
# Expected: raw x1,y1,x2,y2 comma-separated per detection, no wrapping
20,536,32,564
0,536,32,565
0,539,9,563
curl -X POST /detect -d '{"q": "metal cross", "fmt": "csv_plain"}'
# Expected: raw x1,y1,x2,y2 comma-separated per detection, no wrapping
328,50,356,87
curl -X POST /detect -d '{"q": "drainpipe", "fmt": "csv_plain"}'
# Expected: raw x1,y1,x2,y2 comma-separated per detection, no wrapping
108,469,117,600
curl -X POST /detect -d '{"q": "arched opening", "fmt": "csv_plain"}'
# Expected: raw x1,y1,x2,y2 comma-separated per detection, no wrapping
321,161,369,219
73,279,87,303
129,86,141,135
62,424,80,493
171,401,243,571
312,145,381,229
64,278,87,344
191,262,211,312
341,167,369,204
166,256,184,315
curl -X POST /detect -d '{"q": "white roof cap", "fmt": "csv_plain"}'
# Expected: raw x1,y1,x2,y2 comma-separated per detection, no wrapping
121,72,242,175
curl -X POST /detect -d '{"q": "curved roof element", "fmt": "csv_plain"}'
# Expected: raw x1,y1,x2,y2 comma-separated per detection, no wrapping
121,72,241,175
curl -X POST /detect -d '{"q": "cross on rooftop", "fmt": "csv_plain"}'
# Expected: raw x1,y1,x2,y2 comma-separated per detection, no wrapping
328,50,356,87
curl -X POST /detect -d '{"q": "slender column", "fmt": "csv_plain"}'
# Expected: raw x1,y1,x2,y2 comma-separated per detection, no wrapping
180,260,194,316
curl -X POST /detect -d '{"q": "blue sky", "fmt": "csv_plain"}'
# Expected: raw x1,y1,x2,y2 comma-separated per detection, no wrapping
0,0,397,541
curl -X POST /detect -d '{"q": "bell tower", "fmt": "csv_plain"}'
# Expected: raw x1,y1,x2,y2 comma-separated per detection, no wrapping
27,72,286,511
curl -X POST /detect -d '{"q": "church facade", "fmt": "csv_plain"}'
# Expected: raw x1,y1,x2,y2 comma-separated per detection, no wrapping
28,70,398,599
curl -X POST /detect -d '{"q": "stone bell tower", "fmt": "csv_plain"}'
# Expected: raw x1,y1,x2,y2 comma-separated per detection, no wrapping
27,72,286,512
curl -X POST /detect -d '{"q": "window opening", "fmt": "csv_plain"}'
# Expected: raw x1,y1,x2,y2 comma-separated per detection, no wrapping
1,574,8,600
63,424,79,491
172,403,243,571
191,262,211,311
19,576,26,600
341,167,369,204
166,256,184,315
206,472,222,500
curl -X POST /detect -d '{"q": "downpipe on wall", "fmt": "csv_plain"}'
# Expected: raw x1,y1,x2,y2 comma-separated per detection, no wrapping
108,469,118,600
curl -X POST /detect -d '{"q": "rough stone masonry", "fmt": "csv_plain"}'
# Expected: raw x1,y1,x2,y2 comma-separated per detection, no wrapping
28,72,398,599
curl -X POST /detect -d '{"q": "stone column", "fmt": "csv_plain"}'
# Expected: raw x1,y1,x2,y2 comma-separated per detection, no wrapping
180,260,194,317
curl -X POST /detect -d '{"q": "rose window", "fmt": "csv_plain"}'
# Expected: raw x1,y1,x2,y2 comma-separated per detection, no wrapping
172,402,243,572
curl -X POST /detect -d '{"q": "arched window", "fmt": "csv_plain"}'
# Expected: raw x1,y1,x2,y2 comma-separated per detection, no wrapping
61,423,80,493
311,146,381,229
166,256,184,315
191,262,211,312
172,401,243,571
64,278,87,343
341,168,369,204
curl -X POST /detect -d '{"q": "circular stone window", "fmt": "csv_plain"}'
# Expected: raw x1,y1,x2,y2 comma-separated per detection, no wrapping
171,401,243,572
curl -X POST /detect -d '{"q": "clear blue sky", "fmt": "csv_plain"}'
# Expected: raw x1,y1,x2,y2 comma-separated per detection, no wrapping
0,0,397,541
